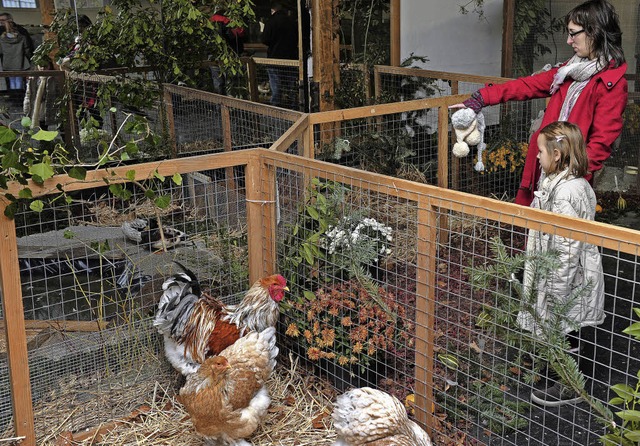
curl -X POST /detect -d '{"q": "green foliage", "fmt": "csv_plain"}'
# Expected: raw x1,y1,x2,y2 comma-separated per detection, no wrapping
601,308,640,446
280,178,393,297
339,0,390,66
460,237,615,432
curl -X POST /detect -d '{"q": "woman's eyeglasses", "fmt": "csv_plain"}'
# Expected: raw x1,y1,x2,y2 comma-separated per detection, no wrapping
567,29,585,39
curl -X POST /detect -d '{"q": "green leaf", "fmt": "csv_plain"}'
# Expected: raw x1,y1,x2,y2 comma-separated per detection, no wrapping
624,430,640,442
301,244,314,265
21,116,32,128
306,205,319,220
154,194,171,209
303,290,316,301
29,200,44,213
172,173,182,185
622,322,640,339
31,129,59,142
63,229,75,239
0,126,17,144
68,166,87,180
610,384,635,402
438,353,459,370
616,410,640,422
126,170,136,181
609,397,625,405
28,163,55,181
18,188,32,199
2,151,19,169
3,200,17,219
154,171,165,182
634,307,640,319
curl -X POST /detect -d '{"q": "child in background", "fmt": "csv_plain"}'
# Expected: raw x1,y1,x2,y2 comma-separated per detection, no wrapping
518,121,605,407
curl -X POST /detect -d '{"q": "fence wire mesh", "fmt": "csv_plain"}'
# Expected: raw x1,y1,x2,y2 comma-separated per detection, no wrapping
0,160,251,441
265,151,640,446
1,149,639,445
250,59,300,111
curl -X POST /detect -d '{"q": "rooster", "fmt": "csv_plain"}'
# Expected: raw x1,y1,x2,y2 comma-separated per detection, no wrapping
153,263,287,375
332,387,432,446
178,327,278,446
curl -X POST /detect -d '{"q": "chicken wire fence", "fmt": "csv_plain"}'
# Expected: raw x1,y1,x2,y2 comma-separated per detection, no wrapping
247,57,301,111
0,155,254,442
164,83,304,158
262,150,640,446
1,148,640,445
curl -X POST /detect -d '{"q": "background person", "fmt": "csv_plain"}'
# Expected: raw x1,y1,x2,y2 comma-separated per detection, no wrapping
261,2,298,108
451,0,627,206
0,15,32,97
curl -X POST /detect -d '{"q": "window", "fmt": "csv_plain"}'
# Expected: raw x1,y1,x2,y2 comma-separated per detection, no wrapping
1,0,37,8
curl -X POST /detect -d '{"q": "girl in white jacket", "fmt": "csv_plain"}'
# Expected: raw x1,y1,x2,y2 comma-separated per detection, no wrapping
519,121,604,407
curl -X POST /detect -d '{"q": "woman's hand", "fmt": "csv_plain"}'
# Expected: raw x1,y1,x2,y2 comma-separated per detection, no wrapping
448,103,467,109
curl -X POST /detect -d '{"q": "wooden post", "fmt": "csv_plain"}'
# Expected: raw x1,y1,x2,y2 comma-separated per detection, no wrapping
312,0,339,113
163,88,177,158
244,57,259,103
0,207,35,446
414,198,437,436
501,0,515,78
222,104,236,190
437,105,450,244
390,0,401,67
450,82,460,192
245,154,276,282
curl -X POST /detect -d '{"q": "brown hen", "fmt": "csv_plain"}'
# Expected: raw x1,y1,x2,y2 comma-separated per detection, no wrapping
153,262,287,375
178,327,278,446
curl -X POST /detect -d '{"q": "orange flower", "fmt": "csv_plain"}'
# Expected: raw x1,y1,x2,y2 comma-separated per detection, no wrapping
321,327,336,347
338,355,349,366
285,323,300,337
307,347,321,361
303,330,313,343
341,316,352,327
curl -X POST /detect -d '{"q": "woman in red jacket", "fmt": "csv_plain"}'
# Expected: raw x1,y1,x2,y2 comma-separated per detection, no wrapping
452,0,627,206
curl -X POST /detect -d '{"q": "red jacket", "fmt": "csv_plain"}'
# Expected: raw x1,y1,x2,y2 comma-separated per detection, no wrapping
478,61,628,206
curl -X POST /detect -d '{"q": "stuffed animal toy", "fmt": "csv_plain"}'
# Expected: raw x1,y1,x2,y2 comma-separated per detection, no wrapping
451,108,486,172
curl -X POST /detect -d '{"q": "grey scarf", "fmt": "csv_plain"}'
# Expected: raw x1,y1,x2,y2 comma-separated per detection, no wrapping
550,54,606,120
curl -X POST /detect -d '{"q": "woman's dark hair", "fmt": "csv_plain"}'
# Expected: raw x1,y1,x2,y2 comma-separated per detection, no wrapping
566,0,625,67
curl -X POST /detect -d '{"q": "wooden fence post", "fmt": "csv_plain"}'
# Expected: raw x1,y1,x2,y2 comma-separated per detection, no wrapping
0,207,35,446
245,153,277,283
414,198,437,438
163,88,177,158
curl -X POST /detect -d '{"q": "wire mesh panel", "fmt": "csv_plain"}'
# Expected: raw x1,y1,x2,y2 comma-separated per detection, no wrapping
261,150,640,446
251,58,300,111
165,84,304,157
0,156,253,441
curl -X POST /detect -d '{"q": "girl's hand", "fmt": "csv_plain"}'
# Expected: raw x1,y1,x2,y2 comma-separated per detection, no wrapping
448,103,467,109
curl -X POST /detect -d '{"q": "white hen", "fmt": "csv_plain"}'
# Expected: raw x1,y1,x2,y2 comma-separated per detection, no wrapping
332,387,432,446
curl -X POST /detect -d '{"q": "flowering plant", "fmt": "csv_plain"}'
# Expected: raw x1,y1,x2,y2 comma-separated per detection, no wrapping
480,140,528,174
284,280,413,368
322,216,393,265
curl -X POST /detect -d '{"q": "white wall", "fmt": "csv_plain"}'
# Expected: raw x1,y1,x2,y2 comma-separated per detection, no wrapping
401,0,504,76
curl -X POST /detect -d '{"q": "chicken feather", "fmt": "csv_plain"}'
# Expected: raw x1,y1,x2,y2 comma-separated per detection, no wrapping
179,327,278,445
332,387,432,446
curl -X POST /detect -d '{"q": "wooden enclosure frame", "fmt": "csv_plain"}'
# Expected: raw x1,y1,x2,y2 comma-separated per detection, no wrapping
2,147,640,444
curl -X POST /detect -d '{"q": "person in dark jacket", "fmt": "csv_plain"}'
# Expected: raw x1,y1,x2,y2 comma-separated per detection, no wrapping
0,14,32,94
261,2,298,108
0,13,34,56
450,0,627,207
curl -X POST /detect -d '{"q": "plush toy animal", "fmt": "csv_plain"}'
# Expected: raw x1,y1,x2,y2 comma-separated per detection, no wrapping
451,108,486,172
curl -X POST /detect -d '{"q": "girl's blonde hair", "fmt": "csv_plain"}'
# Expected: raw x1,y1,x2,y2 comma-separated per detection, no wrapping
539,121,589,177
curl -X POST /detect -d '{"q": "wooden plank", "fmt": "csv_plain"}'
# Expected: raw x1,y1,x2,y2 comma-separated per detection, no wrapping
163,83,303,122
373,65,512,85
252,57,301,68
270,114,310,153
257,149,640,255
244,57,259,103
312,0,339,113
309,93,469,124
390,0,401,67
0,319,109,332
413,198,437,435
437,106,450,245
0,211,35,446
